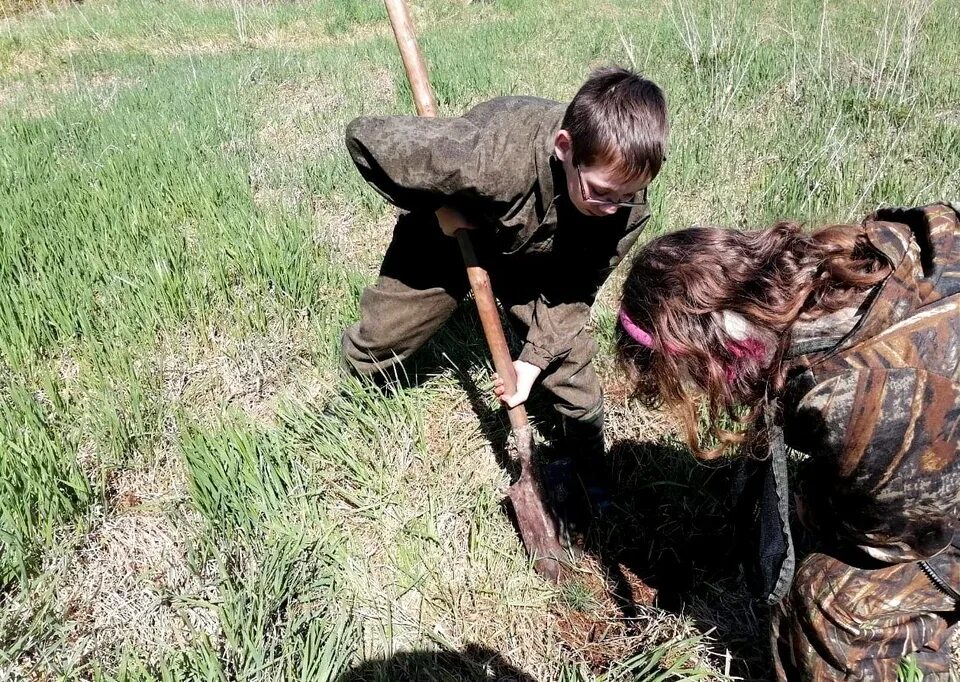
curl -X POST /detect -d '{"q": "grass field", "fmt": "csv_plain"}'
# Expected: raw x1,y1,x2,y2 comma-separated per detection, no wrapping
1,0,958,679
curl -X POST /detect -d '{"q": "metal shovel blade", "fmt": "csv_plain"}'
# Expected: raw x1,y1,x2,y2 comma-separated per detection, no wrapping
506,425,564,583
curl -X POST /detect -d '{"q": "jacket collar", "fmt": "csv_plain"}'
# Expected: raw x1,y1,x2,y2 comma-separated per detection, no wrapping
533,106,564,216
871,203,959,304
830,217,922,354
789,203,958,363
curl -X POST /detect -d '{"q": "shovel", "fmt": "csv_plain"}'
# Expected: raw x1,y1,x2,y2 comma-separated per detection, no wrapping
383,0,565,583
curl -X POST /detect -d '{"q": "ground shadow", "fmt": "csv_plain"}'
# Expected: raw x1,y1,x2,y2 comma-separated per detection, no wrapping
579,437,773,681
334,642,538,682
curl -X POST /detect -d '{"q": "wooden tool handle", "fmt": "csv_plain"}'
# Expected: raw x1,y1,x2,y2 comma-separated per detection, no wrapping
384,0,438,117
457,232,528,430
385,0,528,429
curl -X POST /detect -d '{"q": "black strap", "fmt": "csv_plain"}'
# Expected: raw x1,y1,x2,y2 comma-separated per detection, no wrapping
764,409,796,604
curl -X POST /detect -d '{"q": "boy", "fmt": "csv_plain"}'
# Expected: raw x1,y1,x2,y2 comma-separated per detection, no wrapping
342,66,669,522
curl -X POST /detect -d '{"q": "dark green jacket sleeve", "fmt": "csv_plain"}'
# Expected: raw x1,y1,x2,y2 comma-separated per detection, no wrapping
346,115,494,213
518,208,650,369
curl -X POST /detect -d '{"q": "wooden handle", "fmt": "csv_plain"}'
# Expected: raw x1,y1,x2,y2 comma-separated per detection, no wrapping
385,0,527,428
457,232,528,429
384,0,438,117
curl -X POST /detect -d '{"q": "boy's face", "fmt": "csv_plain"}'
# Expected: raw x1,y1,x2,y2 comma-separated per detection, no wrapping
554,130,650,217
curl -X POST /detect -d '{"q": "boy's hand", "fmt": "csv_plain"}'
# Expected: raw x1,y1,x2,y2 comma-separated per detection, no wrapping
492,360,542,408
436,206,476,237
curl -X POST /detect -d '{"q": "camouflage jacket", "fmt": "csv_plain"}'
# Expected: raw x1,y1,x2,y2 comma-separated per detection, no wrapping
345,96,651,369
784,203,960,563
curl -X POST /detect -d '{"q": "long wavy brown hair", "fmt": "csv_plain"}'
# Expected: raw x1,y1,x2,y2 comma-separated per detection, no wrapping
616,220,891,459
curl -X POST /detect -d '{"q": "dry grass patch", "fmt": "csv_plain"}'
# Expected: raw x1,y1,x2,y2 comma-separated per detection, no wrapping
0,75,71,117
0,70,139,117
249,69,394,164
0,0,77,19
102,449,189,513
249,20,390,51
158,318,333,426
0,37,233,80
601,364,679,442
249,77,345,209
936,109,960,127
53,513,218,665
29,454,220,671
313,197,396,278
0,15,391,80
251,77,347,193
250,70,397,274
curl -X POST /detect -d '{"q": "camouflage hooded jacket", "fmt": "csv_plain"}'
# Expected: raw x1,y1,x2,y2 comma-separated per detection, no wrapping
345,96,651,370
783,203,960,563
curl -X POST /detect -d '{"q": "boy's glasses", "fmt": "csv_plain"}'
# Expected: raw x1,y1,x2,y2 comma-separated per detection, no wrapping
576,163,647,208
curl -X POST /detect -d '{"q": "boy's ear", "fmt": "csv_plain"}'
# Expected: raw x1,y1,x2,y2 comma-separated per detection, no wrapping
554,129,573,162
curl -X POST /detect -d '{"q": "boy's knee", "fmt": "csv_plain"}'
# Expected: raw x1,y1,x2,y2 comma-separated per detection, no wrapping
341,329,375,377
341,323,408,378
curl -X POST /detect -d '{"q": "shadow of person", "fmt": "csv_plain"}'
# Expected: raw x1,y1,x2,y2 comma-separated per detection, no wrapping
334,642,538,682
576,436,772,681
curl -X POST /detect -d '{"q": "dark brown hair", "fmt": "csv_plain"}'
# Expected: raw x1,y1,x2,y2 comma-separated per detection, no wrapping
562,66,669,183
616,221,891,459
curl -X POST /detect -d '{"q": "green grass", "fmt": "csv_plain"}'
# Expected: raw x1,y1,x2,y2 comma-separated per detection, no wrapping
898,654,924,682
1,0,958,679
